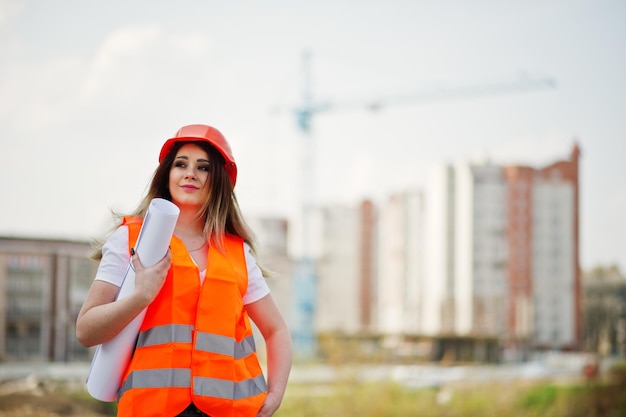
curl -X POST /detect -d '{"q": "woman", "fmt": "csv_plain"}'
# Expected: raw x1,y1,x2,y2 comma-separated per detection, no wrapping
76,124,292,417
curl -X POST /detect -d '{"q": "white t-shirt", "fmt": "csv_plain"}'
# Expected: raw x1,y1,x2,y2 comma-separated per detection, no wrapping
94,226,270,305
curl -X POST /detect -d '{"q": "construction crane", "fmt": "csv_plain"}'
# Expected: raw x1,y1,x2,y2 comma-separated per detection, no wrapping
289,49,557,356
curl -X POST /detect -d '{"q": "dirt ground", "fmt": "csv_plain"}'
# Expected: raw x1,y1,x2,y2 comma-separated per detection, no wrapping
0,378,114,417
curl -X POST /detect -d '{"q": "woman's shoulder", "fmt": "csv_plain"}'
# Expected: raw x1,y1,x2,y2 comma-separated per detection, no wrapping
105,224,130,247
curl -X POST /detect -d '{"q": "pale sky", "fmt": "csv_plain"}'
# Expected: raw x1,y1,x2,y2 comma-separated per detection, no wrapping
1,0,625,271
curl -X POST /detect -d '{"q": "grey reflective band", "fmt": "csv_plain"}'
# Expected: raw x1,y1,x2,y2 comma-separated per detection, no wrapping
118,368,191,399
194,374,267,400
136,324,194,347
195,333,257,359
118,370,267,402
135,325,257,359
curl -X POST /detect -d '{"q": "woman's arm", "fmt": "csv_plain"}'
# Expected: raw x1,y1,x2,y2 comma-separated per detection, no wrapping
246,294,292,417
75,251,171,347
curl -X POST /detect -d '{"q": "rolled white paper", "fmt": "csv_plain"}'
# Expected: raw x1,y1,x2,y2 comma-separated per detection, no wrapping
86,198,180,402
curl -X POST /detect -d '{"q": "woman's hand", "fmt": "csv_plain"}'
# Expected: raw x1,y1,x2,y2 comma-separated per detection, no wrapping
76,249,173,347
256,391,283,417
132,249,172,305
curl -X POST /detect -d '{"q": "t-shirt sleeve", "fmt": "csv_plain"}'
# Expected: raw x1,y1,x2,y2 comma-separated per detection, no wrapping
242,242,270,305
94,226,131,287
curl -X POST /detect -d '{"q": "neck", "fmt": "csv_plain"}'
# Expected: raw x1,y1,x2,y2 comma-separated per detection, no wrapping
175,209,205,238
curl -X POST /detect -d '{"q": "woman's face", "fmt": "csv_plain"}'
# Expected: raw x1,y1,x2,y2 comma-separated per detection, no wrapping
169,143,211,210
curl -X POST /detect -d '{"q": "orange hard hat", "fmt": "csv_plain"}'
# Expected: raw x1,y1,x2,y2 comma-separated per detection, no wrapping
159,124,237,186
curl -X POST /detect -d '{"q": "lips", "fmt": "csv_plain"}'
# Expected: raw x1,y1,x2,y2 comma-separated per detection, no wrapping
181,184,199,191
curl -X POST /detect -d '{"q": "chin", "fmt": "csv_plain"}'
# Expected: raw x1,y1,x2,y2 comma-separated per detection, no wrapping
173,199,203,210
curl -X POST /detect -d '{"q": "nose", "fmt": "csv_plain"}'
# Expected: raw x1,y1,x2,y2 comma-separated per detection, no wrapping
184,166,197,180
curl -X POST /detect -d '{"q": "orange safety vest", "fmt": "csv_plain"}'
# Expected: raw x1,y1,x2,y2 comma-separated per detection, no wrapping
117,217,267,417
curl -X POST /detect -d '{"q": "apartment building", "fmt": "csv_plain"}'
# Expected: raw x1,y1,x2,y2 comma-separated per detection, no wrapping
424,145,581,357
0,237,96,362
582,266,626,356
508,144,581,351
315,201,376,335
455,161,509,337
376,191,424,336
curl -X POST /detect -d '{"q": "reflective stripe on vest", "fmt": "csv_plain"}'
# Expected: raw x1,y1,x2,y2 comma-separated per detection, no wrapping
119,370,266,400
136,324,193,347
194,375,267,399
121,369,191,392
135,323,258,359
196,332,258,359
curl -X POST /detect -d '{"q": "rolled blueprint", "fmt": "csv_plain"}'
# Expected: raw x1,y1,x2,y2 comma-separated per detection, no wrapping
86,198,180,402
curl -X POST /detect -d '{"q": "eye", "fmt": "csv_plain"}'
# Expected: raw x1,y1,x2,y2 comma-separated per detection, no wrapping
174,161,187,169
198,163,211,172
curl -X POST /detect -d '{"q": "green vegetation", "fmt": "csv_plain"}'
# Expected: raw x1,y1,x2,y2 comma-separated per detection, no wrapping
277,381,626,417
275,361,626,417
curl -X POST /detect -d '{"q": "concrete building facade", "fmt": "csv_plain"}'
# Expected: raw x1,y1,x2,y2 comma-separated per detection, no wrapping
315,202,377,335
422,145,581,358
376,191,424,336
0,237,96,362
454,161,509,338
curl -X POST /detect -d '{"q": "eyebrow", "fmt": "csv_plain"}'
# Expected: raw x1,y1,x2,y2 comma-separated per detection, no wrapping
174,156,211,163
